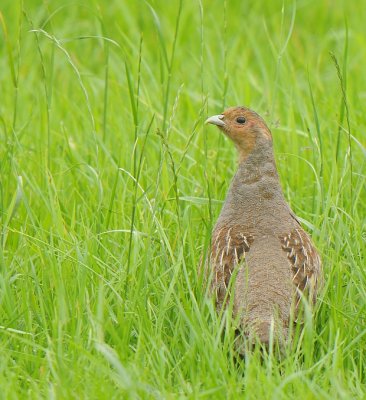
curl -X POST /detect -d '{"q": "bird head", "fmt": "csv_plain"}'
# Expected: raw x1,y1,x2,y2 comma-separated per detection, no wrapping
205,106,272,163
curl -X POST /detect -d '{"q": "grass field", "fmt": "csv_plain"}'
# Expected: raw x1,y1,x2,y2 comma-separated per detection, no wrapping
1,0,365,398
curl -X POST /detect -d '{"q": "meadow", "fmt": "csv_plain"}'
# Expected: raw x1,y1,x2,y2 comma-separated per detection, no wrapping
0,0,365,398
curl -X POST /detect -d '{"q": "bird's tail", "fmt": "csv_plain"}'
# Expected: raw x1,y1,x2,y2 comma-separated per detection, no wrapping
234,317,288,354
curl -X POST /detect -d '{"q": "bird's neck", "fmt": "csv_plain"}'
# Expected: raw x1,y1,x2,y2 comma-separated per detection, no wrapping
216,142,286,230
235,142,279,184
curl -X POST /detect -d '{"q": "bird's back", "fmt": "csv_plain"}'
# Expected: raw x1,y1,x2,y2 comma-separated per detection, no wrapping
209,159,321,349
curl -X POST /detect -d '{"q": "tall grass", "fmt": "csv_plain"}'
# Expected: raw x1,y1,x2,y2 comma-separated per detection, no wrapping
0,1,365,398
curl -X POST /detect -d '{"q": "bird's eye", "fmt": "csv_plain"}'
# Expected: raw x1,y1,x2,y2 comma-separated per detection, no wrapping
236,116,246,124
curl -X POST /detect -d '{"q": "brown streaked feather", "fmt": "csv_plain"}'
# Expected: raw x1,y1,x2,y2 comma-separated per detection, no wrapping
211,226,254,308
279,228,322,307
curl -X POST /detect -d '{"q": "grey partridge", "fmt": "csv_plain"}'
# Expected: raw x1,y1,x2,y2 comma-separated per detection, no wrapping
205,106,321,351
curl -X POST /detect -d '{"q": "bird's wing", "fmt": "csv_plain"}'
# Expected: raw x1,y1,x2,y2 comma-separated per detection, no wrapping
210,227,253,308
279,228,322,307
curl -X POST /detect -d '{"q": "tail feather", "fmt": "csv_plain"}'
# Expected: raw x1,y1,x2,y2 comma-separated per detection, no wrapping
234,318,288,354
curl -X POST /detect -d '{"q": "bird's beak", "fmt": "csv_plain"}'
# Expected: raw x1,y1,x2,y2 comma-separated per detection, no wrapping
205,114,225,127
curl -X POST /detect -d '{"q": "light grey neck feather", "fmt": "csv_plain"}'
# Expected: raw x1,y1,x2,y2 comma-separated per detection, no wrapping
216,139,296,235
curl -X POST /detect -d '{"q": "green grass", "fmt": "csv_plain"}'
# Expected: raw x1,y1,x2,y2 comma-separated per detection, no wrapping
1,0,365,398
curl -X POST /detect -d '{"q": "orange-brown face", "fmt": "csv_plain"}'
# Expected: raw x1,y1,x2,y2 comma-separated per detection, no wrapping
205,106,272,161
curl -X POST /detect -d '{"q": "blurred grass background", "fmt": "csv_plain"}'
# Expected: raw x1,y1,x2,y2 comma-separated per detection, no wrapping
0,0,365,398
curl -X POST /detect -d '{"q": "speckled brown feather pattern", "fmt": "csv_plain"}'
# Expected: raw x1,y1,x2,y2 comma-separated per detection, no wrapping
205,106,322,350
211,225,254,308
279,228,322,306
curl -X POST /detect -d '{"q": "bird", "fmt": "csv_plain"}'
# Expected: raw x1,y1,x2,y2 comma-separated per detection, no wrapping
205,106,321,352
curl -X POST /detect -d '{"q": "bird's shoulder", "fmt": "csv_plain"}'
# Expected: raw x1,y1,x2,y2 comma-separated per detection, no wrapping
279,227,322,302
209,224,254,307
211,225,254,266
